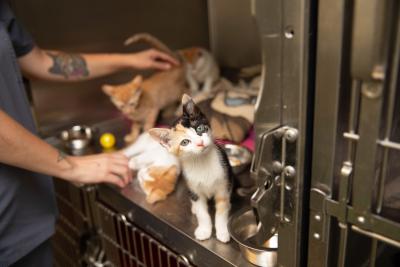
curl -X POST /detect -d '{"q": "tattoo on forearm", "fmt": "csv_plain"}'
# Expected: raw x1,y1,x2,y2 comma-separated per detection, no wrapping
57,150,67,163
46,52,89,79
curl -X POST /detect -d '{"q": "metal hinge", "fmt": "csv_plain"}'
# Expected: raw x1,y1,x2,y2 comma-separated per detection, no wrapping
251,126,299,235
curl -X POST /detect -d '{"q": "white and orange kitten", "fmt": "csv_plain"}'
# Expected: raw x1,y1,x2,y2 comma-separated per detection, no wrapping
149,94,233,243
123,132,180,204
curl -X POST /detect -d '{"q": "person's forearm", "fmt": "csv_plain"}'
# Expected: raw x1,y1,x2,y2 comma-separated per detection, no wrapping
18,47,135,81
0,109,74,177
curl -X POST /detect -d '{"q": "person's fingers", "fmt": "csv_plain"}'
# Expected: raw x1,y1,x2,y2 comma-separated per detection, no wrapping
106,174,125,188
109,165,130,185
152,50,180,66
151,61,172,70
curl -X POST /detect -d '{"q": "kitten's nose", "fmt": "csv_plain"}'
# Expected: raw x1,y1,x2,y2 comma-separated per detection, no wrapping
196,141,204,147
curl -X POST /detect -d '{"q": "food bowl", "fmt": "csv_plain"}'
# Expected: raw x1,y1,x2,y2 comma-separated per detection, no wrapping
60,125,93,150
223,144,252,174
228,208,278,267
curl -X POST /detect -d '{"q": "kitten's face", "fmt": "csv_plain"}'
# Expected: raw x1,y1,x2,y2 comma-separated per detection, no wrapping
102,76,143,115
149,94,213,157
179,47,207,69
168,123,212,156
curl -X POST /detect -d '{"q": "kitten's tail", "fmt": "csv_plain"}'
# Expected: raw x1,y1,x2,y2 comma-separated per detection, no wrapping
124,33,179,61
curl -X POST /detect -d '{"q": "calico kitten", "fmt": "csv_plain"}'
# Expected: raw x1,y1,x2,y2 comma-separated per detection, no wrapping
123,132,180,204
124,33,220,94
149,94,233,243
102,67,186,143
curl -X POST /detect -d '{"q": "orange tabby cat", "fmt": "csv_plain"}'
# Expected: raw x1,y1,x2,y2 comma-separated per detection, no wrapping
102,67,186,143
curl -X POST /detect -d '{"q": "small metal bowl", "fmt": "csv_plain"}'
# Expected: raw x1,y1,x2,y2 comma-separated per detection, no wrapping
60,125,93,150
228,208,278,267
223,144,252,174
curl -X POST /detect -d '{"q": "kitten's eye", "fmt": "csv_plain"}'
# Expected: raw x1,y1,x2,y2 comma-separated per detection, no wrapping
180,139,191,146
196,125,208,133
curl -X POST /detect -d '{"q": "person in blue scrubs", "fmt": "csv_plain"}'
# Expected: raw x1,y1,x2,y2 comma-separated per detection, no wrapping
0,1,179,266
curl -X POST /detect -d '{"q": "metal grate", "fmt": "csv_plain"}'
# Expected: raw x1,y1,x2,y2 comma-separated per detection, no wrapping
52,179,97,267
96,202,193,267
308,0,400,266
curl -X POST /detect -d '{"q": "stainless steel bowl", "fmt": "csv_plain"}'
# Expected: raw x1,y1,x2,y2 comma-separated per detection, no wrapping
228,208,278,267
223,144,252,174
60,125,93,150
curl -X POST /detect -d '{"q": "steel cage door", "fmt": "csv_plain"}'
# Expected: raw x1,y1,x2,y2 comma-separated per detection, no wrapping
308,0,400,266
251,0,316,266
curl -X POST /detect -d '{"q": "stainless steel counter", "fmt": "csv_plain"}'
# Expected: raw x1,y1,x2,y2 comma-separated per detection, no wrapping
97,178,255,267
51,117,257,267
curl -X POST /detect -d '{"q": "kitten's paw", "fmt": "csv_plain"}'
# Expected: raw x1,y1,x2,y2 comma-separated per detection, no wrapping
194,225,212,241
216,228,230,243
124,135,134,144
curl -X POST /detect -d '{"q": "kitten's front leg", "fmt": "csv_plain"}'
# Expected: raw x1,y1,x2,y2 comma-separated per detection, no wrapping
201,76,213,93
214,192,231,243
186,69,199,95
143,110,159,131
191,196,212,240
125,122,140,144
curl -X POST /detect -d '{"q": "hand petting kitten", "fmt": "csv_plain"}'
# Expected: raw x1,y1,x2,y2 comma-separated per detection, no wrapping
127,49,180,71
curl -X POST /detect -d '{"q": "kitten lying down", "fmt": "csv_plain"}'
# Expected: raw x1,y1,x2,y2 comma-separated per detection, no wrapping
123,132,180,204
149,94,233,243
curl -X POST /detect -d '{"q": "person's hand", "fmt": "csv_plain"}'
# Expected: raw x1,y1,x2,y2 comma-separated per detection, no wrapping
62,152,132,188
128,49,180,71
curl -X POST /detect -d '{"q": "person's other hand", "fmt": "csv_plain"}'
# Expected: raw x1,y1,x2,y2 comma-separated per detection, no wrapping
63,152,132,188
128,49,180,71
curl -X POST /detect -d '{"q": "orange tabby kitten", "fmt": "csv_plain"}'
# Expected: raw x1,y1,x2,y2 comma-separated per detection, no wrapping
102,67,186,143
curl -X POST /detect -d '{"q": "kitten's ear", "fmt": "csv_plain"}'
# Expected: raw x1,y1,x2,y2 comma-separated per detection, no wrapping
148,128,171,148
102,85,114,95
131,75,143,86
181,94,197,116
132,87,143,98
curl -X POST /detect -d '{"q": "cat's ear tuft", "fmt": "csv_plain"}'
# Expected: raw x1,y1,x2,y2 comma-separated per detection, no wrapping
148,128,171,148
182,94,197,116
102,85,114,95
132,75,143,86
181,94,192,105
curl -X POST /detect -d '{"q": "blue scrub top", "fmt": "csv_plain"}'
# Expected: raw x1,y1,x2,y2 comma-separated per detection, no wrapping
0,2,57,265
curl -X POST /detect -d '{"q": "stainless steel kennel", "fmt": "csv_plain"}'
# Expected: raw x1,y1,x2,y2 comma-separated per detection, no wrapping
11,0,400,266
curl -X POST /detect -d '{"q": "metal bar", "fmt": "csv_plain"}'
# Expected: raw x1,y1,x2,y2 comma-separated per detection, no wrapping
280,133,287,221
377,139,400,151
336,162,352,267
369,239,378,267
346,80,362,160
337,79,361,267
343,132,360,141
308,0,349,266
377,10,400,214
337,223,348,267
347,207,400,243
352,225,400,249
352,82,384,214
